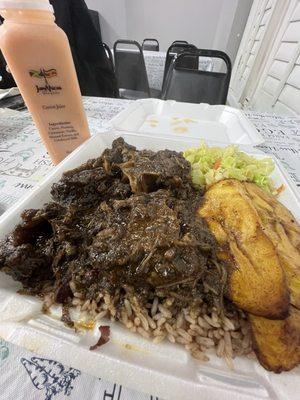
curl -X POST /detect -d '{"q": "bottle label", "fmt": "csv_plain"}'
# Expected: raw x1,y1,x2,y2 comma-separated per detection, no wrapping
28,67,82,148
29,68,62,95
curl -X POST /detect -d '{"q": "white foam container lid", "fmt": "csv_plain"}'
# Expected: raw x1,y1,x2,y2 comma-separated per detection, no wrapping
0,132,299,400
109,99,264,146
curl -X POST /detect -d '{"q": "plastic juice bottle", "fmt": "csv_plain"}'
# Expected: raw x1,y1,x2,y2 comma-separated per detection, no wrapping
0,0,91,164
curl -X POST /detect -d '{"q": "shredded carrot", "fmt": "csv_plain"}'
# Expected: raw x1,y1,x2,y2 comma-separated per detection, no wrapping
274,184,285,195
213,158,222,170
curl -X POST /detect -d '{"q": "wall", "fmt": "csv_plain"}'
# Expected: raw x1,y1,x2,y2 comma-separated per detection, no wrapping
126,0,221,51
85,0,253,63
85,0,127,47
225,0,254,62
125,0,253,61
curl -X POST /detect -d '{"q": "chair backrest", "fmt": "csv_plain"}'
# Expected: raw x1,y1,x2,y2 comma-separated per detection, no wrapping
113,40,150,95
172,40,188,45
163,43,198,90
142,38,159,51
162,49,232,105
102,43,114,71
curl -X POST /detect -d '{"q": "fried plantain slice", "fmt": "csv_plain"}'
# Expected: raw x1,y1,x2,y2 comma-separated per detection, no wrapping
250,306,300,372
244,182,300,309
199,179,289,319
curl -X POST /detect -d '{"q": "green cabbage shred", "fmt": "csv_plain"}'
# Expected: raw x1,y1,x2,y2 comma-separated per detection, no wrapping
183,142,275,191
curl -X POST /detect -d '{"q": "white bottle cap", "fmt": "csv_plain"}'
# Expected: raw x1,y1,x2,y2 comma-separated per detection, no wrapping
0,0,53,12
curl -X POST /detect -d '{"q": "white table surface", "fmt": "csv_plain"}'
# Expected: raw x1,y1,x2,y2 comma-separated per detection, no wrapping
0,97,299,400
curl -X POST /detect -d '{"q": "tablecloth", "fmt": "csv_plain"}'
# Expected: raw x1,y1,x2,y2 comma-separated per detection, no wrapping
0,96,300,400
0,339,158,400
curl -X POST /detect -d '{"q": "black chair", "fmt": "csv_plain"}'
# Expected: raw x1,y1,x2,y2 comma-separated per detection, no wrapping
172,40,188,45
113,40,160,100
0,95,26,111
142,38,159,51
162,49,231,105
162,43,199,91
102,43,114,71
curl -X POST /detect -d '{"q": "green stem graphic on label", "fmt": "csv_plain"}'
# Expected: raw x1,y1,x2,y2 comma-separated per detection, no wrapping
29,68,62,95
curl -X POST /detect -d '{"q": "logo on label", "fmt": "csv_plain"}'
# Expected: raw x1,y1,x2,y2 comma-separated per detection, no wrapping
29,68,62,94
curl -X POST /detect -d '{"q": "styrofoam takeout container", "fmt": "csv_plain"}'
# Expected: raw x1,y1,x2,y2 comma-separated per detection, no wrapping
109,99,264,146
0,132,299,400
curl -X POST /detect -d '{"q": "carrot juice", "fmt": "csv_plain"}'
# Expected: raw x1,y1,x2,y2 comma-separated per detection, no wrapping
0,0,91,164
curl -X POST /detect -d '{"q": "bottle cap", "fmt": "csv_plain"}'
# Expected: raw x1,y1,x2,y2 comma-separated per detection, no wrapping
0,0,53,12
